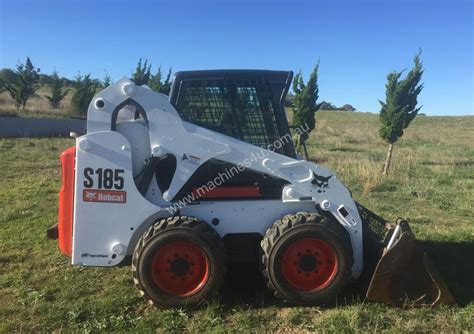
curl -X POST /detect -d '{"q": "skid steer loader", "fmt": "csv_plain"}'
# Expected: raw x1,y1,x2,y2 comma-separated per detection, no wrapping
47,70,454,307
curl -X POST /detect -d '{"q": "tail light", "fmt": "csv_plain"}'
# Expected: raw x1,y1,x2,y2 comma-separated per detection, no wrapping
58,146,76,256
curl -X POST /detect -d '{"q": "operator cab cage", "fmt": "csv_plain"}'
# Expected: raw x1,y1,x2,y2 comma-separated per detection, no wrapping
169,70,296,158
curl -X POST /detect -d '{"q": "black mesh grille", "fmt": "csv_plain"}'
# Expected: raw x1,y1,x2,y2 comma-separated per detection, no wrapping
175,79,283,153
356,202,388,242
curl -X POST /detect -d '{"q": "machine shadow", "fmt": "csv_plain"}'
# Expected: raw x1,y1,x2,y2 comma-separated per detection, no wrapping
219,240,474,308
220,261,363,309
420,240,474,306
220,262,282,308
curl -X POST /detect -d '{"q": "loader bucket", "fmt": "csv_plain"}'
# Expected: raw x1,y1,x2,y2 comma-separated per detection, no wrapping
366,219,456,307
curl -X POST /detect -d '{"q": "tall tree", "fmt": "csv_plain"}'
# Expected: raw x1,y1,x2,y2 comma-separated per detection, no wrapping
102,70,112,87
46,71,68,108
71,74,97,115
379,52,423,175
149,66,173,94
292,62,320,158
132,58,151,85
5,57,40,109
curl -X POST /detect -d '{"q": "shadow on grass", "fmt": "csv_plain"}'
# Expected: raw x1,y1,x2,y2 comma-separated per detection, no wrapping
421,160,474,166
327,146,365,153
220,240,474,308
420,240,474,306
309,158,328,164
220,262,281,308
220,262,363,309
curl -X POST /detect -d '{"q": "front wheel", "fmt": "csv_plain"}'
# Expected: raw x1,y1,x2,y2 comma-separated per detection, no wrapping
132,216,226,307
260,212,352,305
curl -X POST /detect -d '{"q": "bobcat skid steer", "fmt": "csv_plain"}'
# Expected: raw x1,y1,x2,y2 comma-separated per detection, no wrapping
47,70,454,307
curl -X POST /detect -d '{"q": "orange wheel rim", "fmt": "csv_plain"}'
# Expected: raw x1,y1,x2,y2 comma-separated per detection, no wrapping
151,241,209,297
282,238,338,291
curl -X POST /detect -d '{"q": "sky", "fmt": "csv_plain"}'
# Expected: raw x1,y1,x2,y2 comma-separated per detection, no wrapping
0,0,473,115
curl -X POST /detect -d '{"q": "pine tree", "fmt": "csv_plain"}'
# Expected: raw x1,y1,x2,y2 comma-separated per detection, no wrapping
46,71,68,108
102,70,112,87
132,58,151,85
131,59,172,93
379,52,423,175
5,57,40,109
71,74,97,115
149,67,173,94
148,66,162,91
292,62,320,157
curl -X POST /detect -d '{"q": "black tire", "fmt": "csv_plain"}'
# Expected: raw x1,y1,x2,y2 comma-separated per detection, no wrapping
132,216,226,307
260,212,353,305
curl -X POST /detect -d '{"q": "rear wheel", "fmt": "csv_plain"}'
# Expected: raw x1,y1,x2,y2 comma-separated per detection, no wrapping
261,212,352,305
132,216,226,307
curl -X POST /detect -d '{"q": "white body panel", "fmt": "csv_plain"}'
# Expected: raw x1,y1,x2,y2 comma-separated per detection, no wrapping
72,79,364,277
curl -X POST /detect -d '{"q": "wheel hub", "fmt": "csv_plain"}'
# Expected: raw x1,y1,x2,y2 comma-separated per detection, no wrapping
299,254,317,272
151,241,209,297
282,237,338,291
170,258,190,276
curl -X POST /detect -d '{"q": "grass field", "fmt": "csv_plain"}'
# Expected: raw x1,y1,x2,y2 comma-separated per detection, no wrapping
0,86,80,119
1,111,473,332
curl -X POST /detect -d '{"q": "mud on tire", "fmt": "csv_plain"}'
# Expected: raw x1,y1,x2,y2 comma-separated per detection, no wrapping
260,212,353,305
132,216,226,307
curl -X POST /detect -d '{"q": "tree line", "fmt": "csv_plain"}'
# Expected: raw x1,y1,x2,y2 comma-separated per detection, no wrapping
0,57,172,115
0,54,423,175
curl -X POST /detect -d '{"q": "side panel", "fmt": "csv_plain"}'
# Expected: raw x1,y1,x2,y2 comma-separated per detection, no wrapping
72,131,159,266
181,200,316,236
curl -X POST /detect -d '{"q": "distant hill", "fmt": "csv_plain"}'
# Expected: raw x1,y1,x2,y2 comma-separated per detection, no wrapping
285,95,355,111
319,101,356,111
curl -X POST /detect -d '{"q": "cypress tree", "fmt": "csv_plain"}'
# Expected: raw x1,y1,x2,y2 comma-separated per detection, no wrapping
292,62,320,157
102,70,112,87
149,67,173,94
6,57,40,109
46,71,68,108
132,59,172,94
379,52,423,175
132,59,151,85
71,74,97,115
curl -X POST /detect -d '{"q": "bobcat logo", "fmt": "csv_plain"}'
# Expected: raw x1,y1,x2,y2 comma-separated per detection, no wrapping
82,189,126,203
311,173,332,193
84,190,97,200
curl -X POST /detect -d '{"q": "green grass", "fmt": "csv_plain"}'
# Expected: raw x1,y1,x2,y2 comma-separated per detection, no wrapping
1,112,473,332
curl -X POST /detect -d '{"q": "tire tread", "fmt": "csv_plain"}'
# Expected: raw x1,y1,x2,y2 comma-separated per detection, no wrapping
132,216,226,307
260,212,352,304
